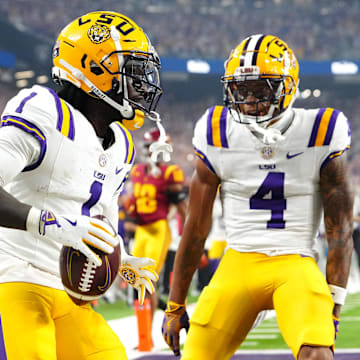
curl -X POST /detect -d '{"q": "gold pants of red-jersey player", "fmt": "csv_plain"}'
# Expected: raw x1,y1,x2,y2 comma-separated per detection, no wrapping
132,219,172,274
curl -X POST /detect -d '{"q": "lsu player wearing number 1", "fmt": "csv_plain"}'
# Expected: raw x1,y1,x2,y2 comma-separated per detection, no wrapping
162,34,353,360
0,11,163,360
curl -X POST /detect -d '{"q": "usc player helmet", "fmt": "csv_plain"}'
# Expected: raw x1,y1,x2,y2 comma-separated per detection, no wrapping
222,34,299,125
52,11,162,129
143,127,170,146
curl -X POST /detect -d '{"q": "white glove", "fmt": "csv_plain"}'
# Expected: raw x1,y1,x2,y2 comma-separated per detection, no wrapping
118,251,159,305
26,207,118,267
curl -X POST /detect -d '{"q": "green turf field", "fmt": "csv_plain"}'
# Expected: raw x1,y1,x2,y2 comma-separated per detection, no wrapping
95,292,360,349
242,292,360,349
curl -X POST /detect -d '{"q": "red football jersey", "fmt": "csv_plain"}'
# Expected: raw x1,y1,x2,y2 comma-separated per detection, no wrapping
129,163,184,225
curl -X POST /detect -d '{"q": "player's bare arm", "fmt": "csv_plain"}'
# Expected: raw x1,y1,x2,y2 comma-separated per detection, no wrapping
320,154,354,317
0,187,30,230
169,158,220,303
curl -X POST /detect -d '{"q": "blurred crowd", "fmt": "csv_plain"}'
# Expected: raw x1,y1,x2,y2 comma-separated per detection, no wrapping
0,0,360,60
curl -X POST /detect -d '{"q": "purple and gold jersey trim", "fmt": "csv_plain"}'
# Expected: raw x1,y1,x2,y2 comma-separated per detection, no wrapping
194,147,216,175
115,121,135,164
206,106,229,148
308,108,340,147
0,315,7,360
47,88,75,140
321,146,350,170
1,115,47,171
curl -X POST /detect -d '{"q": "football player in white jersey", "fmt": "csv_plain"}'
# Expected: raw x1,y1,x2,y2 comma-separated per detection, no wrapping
0,11,164,360
162,34,353,360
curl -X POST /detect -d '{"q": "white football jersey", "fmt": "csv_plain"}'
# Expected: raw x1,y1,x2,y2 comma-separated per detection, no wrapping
0,85,135,287
193,105,351,259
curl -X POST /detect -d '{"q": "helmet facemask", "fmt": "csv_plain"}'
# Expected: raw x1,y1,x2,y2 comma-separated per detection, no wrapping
222,71,297,127
102,51,162,116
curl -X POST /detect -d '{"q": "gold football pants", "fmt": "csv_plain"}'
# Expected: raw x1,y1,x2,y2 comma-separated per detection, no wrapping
0,282,127,360
183,249,334,359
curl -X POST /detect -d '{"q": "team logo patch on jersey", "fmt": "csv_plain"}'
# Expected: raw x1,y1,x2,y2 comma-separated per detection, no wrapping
87,24,111,44
261,146,274,159
99,154,107,167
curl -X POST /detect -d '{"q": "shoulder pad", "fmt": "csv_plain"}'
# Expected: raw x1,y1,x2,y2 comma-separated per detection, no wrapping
164,164,184,183
1,85,75,141
307,108,348,148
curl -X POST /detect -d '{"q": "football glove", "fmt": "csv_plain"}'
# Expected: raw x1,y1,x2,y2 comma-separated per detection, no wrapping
118,251,159,305
162,301,189,356
26,208,118,267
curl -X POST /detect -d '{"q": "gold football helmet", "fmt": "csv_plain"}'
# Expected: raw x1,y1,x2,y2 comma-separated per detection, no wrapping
222,34,299,125
52,11,162,125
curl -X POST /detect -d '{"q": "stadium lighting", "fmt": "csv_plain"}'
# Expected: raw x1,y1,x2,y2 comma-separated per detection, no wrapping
15,70,35,79
301,89,311,99
187,59,211,74
331,61,358,75
16,79,28,88
313,89,321,97
37,75,49,84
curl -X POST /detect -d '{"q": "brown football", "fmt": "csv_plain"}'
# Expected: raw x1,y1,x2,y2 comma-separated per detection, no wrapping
59,215,121,305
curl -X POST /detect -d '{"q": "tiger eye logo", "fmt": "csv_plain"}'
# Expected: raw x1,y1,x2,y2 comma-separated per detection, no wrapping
261,146,274,159
87,24,110,44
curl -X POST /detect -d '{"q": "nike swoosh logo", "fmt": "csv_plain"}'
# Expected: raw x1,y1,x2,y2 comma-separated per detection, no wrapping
115,167,123,174
64,218,77,226
286,151,304,159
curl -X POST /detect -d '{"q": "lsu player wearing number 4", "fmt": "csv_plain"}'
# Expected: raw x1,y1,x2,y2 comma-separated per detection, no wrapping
162,34,354,360
0,11,165,360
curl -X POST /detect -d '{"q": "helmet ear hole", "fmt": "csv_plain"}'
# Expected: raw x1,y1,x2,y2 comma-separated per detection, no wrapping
90,61,104,75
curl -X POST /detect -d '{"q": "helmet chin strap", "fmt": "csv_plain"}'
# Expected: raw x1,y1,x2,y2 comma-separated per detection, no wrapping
57,59,134,119
246,120,285,144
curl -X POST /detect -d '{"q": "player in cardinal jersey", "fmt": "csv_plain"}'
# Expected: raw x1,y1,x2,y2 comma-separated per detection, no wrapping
127,127,187,346
0,11,164,360
162,34,354,360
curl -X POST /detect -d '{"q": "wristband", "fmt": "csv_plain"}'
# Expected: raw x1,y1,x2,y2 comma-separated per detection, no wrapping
26,207,42,234
165,300,186,313
328,284,347,305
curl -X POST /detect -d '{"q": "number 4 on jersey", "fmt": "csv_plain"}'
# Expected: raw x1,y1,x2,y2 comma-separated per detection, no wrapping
250,172,287,229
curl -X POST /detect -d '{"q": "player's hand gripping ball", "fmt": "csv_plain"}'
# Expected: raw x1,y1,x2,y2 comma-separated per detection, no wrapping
59,215,121,305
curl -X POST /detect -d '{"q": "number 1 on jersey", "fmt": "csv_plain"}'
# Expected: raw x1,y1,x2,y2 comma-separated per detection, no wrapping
250,172,286,229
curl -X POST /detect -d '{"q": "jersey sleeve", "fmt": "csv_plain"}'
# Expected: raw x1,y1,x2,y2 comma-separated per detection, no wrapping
192,106,229,176
319,109,351,169
0,126,41,186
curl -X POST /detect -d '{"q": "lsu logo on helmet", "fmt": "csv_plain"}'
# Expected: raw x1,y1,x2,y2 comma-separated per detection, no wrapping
87,24,111,44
